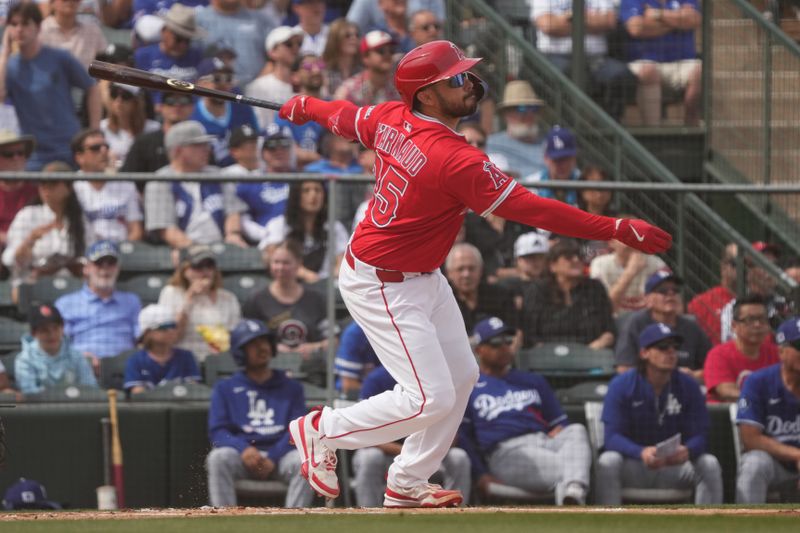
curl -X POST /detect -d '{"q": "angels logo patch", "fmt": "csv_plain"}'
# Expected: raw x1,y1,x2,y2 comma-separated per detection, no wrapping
482,161,508,190
449,42,466,61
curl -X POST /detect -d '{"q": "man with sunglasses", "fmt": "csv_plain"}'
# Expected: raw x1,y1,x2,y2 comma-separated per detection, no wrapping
596,322,723,505
409,10,442,47
459,316,592,505
55,240,142,372
277,39,670,507
615,270,711,381
333,30,400,107
735,316,800,503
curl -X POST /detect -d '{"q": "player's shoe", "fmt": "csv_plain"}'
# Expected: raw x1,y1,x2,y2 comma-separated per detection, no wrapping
383,482,463,508
562,482,586,506
288,407,340,499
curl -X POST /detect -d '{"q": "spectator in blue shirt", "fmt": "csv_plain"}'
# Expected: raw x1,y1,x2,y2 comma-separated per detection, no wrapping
334,321,380,395
206,319,314,507
14,304,97,395
735,317,800,503
124,304,201,394
595,322,723,505
620,0,702,126
55,240,142,371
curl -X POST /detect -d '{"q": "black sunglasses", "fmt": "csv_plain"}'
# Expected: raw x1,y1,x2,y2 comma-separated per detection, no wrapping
653,287,681,296
651,340,680,351
163,95,194,106
93,257,118,268
486,335,515,347
110,87,135,101
0,149,26,159
83,142,109,153
213,73,234,84
264,138,293,150
154,322,177,331
419,22,442,32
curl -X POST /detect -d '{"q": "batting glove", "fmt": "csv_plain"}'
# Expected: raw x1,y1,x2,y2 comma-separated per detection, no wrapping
613,218,672,254
279,95,311,125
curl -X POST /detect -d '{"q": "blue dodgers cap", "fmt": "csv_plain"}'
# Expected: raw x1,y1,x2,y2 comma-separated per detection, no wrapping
638,322,684,350
644,269,683,294
2,478,62,510
86,240,120,263
472,316,516,345
775,317,800,345
544,125,577,159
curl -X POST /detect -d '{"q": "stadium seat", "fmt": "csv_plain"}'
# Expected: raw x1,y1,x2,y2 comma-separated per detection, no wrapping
272,351,305,378
117,274,169,305
24,385,110,403
17,276,83,317
222,274,269,304
203,352,238,387
207,243,264,273
584,401,693,504
117,240,173,275
0,318,27,357
0,353,17,384
99,350,137,390
233,479,288,505
0,280,16,318
518,343,615,389
556,380,610,405
128,382,212,402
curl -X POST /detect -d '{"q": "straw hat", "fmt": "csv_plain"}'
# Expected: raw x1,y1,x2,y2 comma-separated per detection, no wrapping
0,130,35,157
497,80,544,110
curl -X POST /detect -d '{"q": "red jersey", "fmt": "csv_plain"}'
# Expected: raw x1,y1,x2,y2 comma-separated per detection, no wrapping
703,339,779,402
349,102,519,272
687,285,735,346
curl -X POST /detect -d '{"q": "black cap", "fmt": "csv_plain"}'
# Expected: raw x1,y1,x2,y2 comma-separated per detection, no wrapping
29,304,64,331
229,124,260,148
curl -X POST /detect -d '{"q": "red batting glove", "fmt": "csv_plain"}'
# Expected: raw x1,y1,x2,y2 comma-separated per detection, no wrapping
279,95,311,125
613,218,672,254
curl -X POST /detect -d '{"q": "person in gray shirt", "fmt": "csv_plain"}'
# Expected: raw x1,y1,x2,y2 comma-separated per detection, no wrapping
615,270,711,382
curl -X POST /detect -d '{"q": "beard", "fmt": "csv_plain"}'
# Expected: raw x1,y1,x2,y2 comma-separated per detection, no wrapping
438,92,479,118
507,122,539,141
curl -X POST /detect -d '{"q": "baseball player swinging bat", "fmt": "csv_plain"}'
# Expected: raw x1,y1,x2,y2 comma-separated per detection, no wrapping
87,60,282,111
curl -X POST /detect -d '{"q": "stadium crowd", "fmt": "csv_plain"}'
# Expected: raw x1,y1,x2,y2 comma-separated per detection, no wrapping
0,0,798,508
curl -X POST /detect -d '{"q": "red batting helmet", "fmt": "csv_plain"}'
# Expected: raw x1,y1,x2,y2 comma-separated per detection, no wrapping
395,40,483,107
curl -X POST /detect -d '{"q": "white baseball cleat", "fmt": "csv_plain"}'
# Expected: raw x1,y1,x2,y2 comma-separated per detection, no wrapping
383,482,463,508
288,407,340,500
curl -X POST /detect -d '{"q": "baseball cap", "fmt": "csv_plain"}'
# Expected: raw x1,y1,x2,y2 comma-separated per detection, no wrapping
544,126,577,160
265,26,305,52
360,30,395,55
262,123,294,150
514,232,549,258
196,56,233,81
229,124,260,148
180,244,217,266
639,322,683,350
86,240,120,263
29,304,64,332
644,269,683,294
2,479,61,510
775,317,800,345
138,304,177,339
164,120,215,151
472,316,516,345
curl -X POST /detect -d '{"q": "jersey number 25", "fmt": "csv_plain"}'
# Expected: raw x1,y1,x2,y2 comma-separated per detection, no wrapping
370,154,408,228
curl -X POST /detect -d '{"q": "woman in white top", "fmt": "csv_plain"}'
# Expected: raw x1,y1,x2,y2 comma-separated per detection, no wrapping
158,245,241,362
258,180,348,283
2,170,90,298
100,83,160,169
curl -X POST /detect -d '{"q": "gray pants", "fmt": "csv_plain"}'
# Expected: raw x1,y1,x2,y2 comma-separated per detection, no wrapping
488,425,592,505
595,451,723,505
736,449,800,503
352,446,472,507
206,447,314,507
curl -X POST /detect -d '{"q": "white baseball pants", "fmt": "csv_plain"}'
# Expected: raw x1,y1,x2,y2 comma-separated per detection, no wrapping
318,250,479,490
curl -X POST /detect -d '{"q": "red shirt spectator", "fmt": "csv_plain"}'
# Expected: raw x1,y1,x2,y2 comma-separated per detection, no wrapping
688,285,735,346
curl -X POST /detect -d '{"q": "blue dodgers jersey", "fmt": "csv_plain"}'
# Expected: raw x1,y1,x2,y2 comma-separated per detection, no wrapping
133,44,205,82
738,364,800,448
235,182,289,226
335,321,380,387
123,348,201,390
601,369,709,459
359,366,397,399
463,369,566,453
208,370,306,461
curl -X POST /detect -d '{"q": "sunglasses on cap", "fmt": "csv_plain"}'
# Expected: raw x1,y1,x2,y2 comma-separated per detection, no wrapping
82,142,110,153
650,340,680,351
485,335,515,347
0,148,27,159
110,86,135,101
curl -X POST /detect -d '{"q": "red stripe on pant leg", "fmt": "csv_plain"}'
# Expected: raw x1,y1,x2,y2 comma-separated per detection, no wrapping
326,282,427,440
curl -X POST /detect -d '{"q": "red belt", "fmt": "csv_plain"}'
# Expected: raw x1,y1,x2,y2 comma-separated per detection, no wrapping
345,247,426,283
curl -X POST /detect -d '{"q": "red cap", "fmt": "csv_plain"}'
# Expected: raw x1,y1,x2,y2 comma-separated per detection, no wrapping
360,30,395,55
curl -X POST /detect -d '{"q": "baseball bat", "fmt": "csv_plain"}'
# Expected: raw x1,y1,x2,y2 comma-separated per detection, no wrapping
107,390,126,508
88,60,282,111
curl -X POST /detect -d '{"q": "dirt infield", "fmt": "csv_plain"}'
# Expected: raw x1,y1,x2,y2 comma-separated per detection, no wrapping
2,505,799,522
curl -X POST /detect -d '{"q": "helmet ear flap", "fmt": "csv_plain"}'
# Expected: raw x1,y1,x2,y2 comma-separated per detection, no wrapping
467,72,487,102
